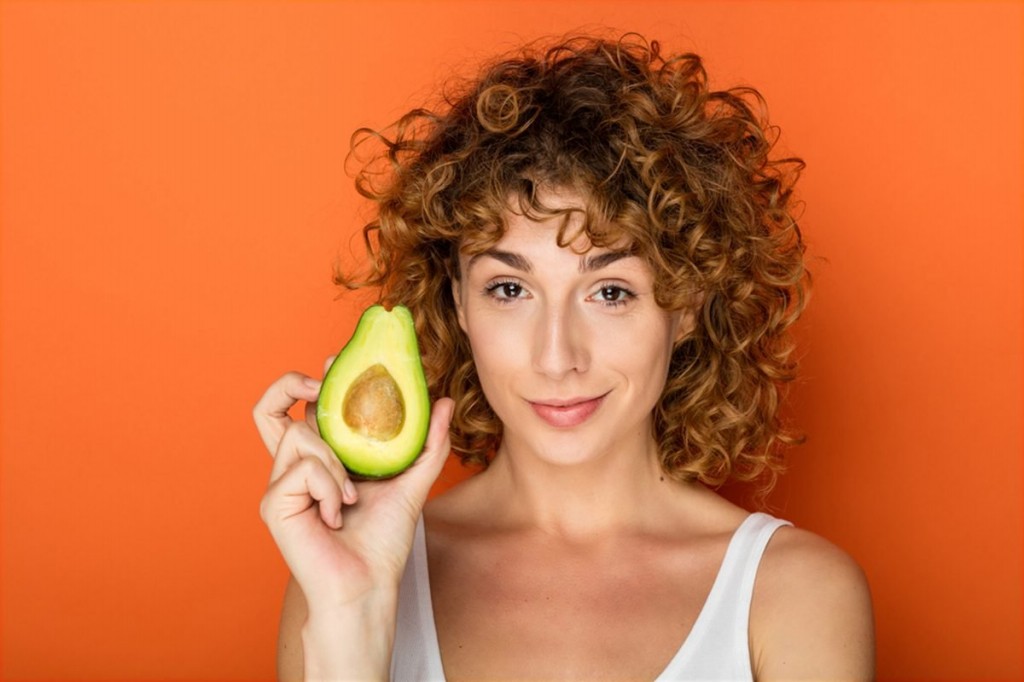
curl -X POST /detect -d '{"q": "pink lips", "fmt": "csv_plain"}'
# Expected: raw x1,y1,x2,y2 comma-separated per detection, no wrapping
528,395,606,428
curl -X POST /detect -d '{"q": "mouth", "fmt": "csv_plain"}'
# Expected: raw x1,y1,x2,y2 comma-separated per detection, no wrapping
527,393,607,428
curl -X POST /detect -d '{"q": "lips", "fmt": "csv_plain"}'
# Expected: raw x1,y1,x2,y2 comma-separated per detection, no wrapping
528,394,606,428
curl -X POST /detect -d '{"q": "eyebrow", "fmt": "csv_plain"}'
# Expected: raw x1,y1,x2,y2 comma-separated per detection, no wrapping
580,250,634,273
466,248,636,274
467,249,532,273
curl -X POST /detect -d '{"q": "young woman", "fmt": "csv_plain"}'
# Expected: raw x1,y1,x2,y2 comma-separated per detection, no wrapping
255,35,875,680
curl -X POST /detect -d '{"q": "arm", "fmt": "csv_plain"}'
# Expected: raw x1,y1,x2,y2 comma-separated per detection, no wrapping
751,527,876,681
277,576,306,682
255,370,454,681
278,575,399,682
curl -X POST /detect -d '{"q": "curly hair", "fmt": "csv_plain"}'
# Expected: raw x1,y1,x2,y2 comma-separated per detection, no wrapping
338,33,808,488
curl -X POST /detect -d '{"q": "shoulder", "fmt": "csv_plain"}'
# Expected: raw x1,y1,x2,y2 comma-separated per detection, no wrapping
750,523,875,680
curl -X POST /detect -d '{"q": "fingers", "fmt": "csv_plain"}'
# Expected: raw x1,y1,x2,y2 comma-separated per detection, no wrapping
305,401,319,433
271,421,358,506
304,356,337,433
261,455,345,530
262,420,357,533
323,355,337,375
253,371,322,455
397,398,455,505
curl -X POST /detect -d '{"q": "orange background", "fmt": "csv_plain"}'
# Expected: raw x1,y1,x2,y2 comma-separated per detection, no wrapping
1,1,1021,680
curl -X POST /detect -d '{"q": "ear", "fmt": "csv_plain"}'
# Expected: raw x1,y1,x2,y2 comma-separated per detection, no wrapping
672,292,704,345
451,277,468,333
671,309,695,345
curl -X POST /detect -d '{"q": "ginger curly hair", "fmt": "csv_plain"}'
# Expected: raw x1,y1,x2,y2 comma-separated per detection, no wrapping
339,34,808,488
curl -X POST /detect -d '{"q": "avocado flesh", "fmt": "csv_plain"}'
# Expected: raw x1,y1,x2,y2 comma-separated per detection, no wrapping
317,305,430,478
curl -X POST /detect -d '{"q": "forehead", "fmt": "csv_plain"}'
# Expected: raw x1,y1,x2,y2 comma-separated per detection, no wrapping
460,214,650,285
458,186,633,260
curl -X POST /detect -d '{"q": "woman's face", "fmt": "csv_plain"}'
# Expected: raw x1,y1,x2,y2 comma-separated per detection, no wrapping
453,191,690,467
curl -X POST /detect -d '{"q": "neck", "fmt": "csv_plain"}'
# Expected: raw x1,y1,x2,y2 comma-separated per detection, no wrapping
476,427,675,540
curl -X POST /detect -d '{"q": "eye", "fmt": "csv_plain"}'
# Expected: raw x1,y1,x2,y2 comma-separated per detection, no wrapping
485,280,527,303
590,284,636,307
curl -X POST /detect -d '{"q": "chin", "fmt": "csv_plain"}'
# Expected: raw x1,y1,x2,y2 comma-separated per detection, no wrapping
507,427,617,468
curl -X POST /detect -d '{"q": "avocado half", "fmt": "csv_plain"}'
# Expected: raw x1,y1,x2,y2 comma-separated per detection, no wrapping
317,305,430,479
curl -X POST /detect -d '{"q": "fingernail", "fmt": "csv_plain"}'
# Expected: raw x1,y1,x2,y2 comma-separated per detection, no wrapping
343,479,357,501
304,377,322,390
334,509,343,528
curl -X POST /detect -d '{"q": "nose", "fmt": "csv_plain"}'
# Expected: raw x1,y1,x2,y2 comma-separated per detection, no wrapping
531,300,589,378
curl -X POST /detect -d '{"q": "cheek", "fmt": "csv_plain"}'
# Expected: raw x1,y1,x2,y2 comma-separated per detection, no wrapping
629,339,674,382
463,319,527,420
464,316,522,379
605,317,677,393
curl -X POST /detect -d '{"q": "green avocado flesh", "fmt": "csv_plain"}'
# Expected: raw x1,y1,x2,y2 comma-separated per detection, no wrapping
317,305,430,479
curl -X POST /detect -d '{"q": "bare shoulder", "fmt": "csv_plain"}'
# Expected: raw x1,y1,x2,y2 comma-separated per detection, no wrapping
751,524,875,680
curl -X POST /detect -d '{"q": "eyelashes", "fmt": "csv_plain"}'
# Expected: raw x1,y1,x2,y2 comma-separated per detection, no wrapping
484,279,525,303
591,284,636,307
482,279,637,308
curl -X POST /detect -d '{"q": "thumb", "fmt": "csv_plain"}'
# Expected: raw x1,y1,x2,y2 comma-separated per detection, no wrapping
397,397,455,504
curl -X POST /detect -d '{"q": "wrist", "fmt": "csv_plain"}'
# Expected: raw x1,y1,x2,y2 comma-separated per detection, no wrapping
301,589,398,682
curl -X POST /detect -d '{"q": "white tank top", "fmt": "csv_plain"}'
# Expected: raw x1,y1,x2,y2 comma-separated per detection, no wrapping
391,512,791,681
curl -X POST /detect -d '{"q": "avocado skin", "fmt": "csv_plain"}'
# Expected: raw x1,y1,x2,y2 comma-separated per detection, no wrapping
317,305,430,479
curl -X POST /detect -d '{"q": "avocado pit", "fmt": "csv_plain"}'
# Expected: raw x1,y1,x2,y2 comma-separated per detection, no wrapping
342,363,405,441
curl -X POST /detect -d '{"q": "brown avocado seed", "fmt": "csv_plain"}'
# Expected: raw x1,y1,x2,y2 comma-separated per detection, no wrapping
342,363,406,441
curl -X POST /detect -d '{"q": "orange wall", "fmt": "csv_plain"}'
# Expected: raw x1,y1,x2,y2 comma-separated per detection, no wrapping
1,1,1021,679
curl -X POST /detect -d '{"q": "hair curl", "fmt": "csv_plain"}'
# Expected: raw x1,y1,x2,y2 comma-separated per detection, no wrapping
338,33,809,488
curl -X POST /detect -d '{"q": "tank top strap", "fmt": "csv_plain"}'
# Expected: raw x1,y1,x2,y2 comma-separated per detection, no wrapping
394,513,792,682
656,512,793,681
390,516,446,681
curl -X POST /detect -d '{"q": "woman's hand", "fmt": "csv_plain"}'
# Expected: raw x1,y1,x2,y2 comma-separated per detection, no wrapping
254,367,453,679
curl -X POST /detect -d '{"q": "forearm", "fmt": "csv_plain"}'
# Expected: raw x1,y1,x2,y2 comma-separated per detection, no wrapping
301,590,398,682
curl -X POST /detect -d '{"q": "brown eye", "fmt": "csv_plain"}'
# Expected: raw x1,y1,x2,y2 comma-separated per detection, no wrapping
591,284,636,307
485,280,526,302
499,283,523,298
599,286,624,301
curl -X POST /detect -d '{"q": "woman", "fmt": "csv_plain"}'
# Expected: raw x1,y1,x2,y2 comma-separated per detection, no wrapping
255,35,875,680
